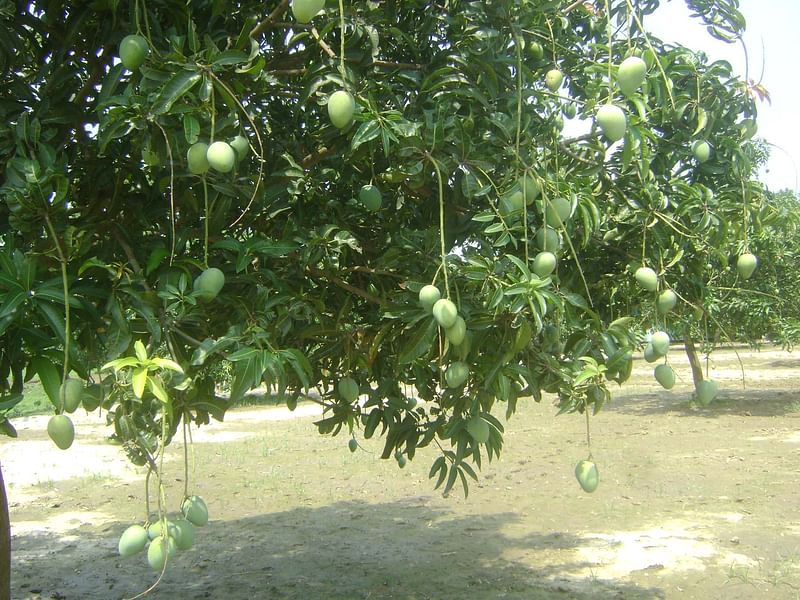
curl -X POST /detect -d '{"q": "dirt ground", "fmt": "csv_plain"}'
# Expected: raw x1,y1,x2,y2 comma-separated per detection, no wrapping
2,345,800,599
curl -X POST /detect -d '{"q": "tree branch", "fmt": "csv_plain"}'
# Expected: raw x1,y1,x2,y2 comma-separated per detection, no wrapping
250,0,291,38
311,27,337,59
301,145,341,169
372,60,424,71
306,266,386,307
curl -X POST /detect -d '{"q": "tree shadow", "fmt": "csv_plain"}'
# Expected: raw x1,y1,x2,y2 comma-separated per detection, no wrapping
11,499,664,600
607,386,800,418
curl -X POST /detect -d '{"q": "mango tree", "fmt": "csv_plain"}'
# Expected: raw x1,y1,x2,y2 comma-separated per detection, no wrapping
0,0,765,595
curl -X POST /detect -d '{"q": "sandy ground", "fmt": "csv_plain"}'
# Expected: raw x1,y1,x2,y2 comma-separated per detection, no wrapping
2,346,800,599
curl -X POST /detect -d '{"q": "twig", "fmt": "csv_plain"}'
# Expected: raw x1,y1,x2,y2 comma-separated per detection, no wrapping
372,60,423,70
311,27,337,59
250,0,290,38
306,266,386,307
564,0,587,12
301,144,341,169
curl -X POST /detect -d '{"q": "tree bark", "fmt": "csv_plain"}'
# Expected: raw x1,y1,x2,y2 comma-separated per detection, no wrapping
0,460,10,600
684,327,705,389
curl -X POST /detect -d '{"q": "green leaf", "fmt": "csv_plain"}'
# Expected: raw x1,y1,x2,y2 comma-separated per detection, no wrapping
693,107,708,135
351,120,381,151
398,318,437,364
0,394,23,412
132,367,148,398
152,69,201,115
183,114,200,144
101,356,140,372
0,418,17,438
148,376,169,403
229,351,267,403
227,346,260,362
191,336,237,366
0,289,26,320
150,357,184,373
31,356,61,408
134,340,148,362
211,50,249,67
282,349,312,392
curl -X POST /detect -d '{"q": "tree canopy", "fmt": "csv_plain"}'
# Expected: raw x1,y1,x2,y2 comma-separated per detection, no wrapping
0,0,769,498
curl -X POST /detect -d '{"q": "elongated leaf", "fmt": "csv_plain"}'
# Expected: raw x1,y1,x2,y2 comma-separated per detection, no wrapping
150,357,184,373
211,50,249,67
35,301,65,342
152,70,201,114
229,351,267,403
101,356,139,372
191,336,237,366
398,318,437,364
0,418,17,438
134,340,148,361
183,114,200,144
0,394,23,412
351,120,381,151
31,356,61,408
148,376,169,403
227,346,260,362
132,366,147,398
0,290,26,319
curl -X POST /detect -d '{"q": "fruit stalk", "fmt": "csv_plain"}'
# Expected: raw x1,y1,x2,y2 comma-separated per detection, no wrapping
203,177,209,268
43,213,71,396
338,0,346,82
429,155,450,297
584,408,592,453
154,121,177,264
512,28,530,264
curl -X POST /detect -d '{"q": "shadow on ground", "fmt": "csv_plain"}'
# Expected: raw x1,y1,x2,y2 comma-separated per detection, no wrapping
607,386,800,418
12,499,664,600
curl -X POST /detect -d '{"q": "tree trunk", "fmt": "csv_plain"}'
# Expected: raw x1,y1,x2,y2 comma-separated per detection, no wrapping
0,460,10,600
684,327,705,389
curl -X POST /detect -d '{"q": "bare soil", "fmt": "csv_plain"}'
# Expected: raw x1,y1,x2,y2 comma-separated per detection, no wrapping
2,346,800,599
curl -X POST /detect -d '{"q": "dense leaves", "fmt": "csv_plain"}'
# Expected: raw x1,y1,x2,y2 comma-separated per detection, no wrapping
0,0,770,494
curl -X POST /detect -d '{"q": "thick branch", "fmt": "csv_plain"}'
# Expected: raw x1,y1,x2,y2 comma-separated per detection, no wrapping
684,327,705,388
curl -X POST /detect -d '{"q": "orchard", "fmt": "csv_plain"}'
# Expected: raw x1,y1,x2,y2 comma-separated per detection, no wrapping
0,0,796,597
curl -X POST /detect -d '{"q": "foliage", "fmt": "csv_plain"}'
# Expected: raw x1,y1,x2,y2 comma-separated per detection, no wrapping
0,0,768,499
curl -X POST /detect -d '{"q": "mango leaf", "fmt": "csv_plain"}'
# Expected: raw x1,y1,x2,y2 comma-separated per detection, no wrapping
351,120,381,151
134,340,148,361
148,376,169,403
0,418,17,438
229,350,267,403
152,70,201,115
191,336,237,366
0,394,23,412
150,357,184,373
183,114,200,144
31,356,61,408
211,50,249,67
132,367,147,398
398,318,437,364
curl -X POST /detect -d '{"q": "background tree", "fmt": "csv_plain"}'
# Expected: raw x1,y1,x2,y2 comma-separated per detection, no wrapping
0,0,770,593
